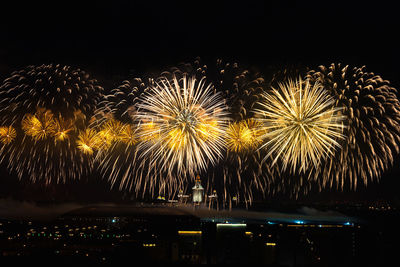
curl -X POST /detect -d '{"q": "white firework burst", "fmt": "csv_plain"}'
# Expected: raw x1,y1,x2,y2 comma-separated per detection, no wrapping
134,74,229,177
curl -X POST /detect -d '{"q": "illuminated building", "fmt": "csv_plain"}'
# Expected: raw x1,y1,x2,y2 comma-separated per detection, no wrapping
192,175,204,205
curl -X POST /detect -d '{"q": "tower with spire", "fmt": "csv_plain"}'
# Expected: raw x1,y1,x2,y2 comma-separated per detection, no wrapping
192,175,204,205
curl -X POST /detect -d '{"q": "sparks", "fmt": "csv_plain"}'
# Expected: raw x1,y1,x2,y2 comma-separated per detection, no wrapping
76,128,101,155
134,74,229,177
256,77,345,173
21,108,57,140
226,119,264,153
0,126,17,144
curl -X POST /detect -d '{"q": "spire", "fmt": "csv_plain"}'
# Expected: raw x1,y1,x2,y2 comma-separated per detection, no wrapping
192,174,204,204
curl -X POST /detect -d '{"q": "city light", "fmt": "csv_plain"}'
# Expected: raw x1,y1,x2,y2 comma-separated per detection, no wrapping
178,231,202,235
216,223,247,228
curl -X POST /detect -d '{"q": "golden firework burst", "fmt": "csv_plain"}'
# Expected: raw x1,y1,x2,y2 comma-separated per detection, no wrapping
76,128,101,155
0,126,17,144
21,109,57,140
54,116,74,141
135,74,229,176
101,119,126,142
256,78,345,173
226,119,264,153
119,124,137,146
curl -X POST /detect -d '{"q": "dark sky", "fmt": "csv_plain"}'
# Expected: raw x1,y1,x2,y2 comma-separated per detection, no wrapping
1,0,400,204
1,1,399,80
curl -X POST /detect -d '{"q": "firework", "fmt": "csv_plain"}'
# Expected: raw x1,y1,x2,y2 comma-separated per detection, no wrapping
0,126,16,144
95,78,148,125
96,63,261,200
255,77,345,174
76,128,102,155
194,60,274,206
21,108,57,140
306,63,400,189
96,71,230,198
86,118,136,160
0,64,102,124
226,119,264,153
90,118,128,153
135,74,229,177
151,60,278,206
0,64,104,183
54,116,74,142
119,124,138,146
93,77,146,193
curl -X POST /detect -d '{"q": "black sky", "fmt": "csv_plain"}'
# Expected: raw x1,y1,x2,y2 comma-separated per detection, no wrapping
1,0,400,203
1,1,399,79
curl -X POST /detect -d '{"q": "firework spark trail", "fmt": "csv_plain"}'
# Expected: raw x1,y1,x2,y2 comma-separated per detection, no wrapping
95,78,148,125
105,59,271,204
255,77,346,174
21,108,57,140
306,63,400,189
94,78,152,196
0,126,16,144
109,59,273,205
0,64,103,184
54,116,74,142
2,60,397,203
200,59,276,206
96,69,229,200
226,119,264,153
134,74,229,178
76,128,102,155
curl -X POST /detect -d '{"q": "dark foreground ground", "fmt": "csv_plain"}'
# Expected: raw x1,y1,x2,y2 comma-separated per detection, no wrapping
0,202,398,266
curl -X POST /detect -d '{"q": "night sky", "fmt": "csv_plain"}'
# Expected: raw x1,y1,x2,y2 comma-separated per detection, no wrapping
0,1,399,204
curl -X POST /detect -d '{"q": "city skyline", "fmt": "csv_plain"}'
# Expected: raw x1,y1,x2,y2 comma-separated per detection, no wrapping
1,2,400,265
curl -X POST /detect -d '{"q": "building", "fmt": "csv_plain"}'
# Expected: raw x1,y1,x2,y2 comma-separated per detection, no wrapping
192,175,204,205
